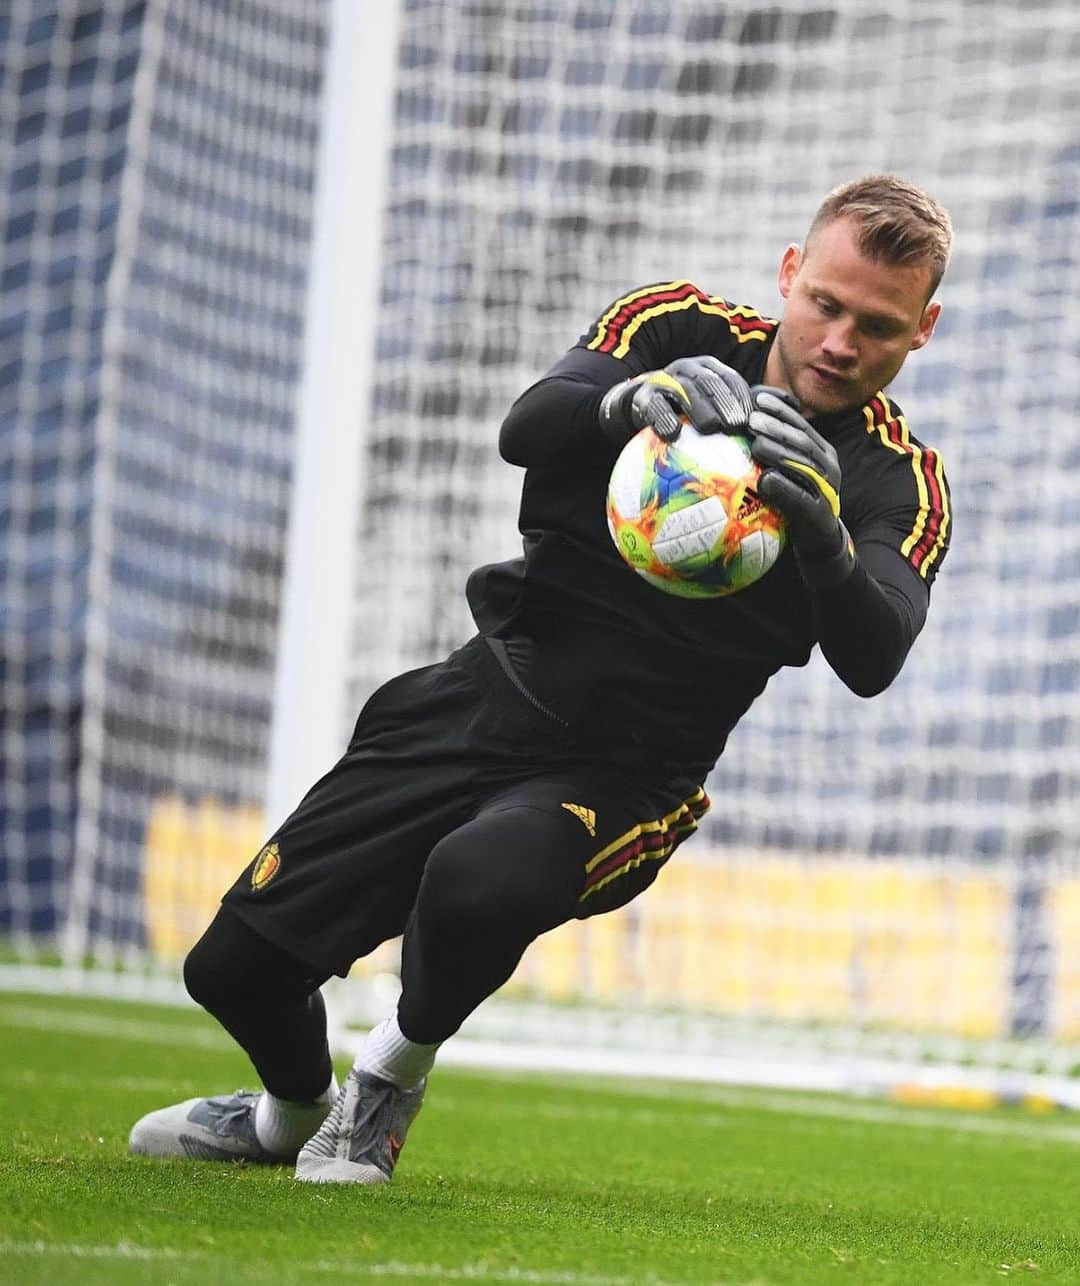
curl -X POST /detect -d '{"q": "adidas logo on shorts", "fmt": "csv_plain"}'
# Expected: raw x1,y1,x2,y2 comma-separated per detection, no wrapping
561,802,596,837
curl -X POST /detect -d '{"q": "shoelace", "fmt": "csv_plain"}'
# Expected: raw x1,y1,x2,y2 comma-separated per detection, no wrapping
303,1074,396,1163
207,1090,260,1137
345,1080,397,1157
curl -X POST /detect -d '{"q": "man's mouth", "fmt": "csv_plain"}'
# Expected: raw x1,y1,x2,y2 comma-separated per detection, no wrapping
809,364,851,389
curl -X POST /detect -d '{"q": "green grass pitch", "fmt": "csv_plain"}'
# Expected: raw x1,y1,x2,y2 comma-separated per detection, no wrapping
2,991,1080,1284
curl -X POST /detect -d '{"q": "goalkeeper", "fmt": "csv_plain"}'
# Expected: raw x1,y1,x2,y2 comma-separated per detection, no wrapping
130,175,953,1184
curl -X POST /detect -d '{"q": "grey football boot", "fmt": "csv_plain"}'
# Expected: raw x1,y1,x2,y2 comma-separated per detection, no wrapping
294,1067,426,1184
129,1090,291,1163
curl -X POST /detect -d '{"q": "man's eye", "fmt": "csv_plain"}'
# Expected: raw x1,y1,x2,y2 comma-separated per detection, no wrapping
863,320,897,339
816,297,838,315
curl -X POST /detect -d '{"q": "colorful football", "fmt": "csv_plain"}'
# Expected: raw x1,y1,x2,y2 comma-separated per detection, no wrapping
606,424,786,598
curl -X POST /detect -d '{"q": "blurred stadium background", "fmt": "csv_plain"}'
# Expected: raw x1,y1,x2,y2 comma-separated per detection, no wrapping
2,0,1079,1098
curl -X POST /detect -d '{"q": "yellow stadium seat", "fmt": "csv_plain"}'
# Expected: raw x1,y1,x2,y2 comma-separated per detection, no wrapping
142,795,265,963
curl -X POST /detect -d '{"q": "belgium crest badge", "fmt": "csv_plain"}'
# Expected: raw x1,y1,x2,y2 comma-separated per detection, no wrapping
251,843,280,890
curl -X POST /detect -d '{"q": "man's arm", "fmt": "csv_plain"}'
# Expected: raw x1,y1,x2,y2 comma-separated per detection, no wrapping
746,387,946,695
805,540,929,697
500,282,749,467
499,348,619,468
500,346,757,467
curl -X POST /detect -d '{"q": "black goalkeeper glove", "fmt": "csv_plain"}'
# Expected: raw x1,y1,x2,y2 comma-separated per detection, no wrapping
748,387,856,588
598,355,754,446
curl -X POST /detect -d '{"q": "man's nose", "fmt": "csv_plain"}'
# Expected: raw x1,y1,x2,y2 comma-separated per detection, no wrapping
821,322,858,365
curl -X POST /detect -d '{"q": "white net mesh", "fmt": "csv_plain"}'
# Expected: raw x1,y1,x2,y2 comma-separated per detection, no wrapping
348,0,1080,1056
0,0,328,961
3,0,1080,1080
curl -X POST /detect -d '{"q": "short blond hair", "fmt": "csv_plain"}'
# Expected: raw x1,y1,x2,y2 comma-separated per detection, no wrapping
807,175,953,297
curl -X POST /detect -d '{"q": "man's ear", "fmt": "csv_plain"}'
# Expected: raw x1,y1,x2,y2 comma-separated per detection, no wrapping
910,300,941,352
777,243,802,301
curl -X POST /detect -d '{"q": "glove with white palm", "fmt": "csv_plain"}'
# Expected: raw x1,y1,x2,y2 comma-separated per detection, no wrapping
748,387,856,587
598,356,754,445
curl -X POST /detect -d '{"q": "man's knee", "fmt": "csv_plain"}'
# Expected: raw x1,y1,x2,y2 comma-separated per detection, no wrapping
417,810,581,937
183,924,229,1011
183,908,320,1013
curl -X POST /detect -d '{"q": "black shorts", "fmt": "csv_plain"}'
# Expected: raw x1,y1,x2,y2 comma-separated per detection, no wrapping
223,636,710,977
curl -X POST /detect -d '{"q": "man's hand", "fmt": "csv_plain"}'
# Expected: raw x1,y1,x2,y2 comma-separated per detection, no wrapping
749,386,855,586
599,356,754,445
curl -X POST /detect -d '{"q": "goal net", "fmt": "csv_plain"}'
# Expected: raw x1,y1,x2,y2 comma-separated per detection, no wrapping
0,0,329,962
3,0,1080,1098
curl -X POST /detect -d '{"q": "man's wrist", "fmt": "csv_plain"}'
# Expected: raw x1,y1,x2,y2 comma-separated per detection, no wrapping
794,521,856,589
598,378,639,446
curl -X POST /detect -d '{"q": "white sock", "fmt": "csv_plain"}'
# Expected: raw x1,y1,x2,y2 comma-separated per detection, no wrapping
355,1013,440,1090
253,1073,339,1156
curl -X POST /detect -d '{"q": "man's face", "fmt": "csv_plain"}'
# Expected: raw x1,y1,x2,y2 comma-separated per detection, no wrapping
763,215,940,418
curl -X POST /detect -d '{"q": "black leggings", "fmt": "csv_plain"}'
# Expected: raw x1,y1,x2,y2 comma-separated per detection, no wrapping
185,806,583,1093
397,805,583,1041
184,908,334,1102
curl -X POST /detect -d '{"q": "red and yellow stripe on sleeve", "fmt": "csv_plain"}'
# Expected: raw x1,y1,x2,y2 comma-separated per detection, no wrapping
585,281,776,359
578,787,711,904
862,393,950,578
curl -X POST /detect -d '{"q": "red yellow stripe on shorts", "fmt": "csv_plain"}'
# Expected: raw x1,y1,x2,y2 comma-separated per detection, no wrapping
586,281,776,359
579,787,711,903
862,392,950,578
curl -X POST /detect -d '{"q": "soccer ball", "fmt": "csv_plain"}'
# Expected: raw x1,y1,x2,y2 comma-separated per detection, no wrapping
606,423,786,598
